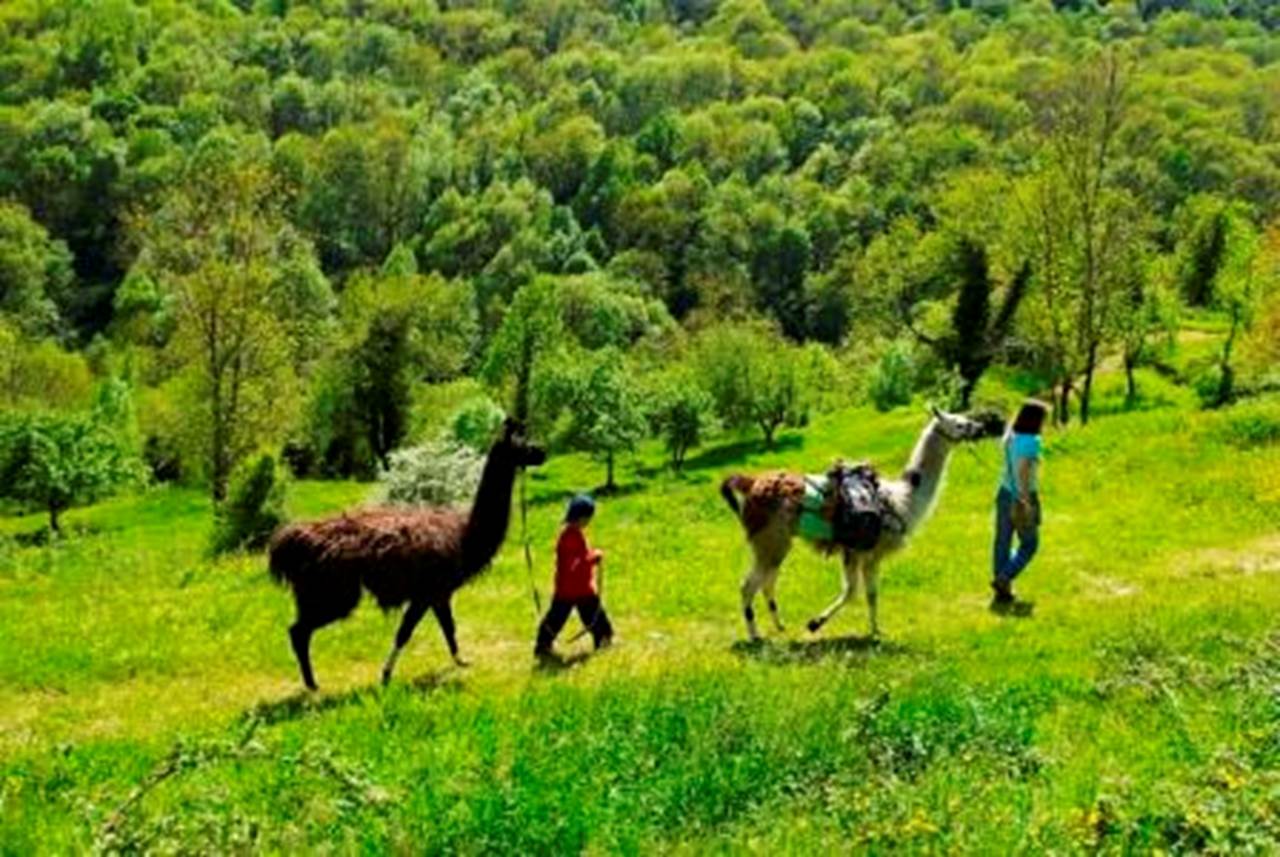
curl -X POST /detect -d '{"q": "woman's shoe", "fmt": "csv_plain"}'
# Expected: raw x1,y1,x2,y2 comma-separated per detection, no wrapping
990,579,1014,605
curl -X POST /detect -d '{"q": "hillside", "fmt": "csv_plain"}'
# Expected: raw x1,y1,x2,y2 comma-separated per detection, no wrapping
2,378,1278,852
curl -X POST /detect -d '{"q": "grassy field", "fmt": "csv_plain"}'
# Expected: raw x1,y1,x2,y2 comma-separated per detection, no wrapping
2,371,1279,853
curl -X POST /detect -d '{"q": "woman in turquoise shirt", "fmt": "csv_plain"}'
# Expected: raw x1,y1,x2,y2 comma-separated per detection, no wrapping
992,400,1048,606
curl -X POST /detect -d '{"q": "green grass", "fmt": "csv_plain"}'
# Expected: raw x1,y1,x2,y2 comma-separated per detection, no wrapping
2,396,1279,853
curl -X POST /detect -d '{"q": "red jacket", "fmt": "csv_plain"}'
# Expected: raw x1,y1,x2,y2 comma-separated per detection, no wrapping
555,524,601,599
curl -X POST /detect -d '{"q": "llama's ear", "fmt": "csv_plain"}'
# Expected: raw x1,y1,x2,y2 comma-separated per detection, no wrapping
928,404,944,421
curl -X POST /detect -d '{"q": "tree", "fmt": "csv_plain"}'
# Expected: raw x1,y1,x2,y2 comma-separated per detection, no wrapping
482,277,565,430
556,348,649,491
898,237,1030,408
1177,197,1232,307
1114,254,1179,406
1244,223,1280,379
0,390,141,533
751,222,811,340
1021,49,1144,425
693,322,807,448
0,201,74,338
306,253,477,477
749,345,806,448
556,272,674,349
130,132,319,501
0,323,93,410
3,100,123,324
351,309,414,471
300,119,442,272
648,371,716,471
525,114,606,204
1209,213,1262,407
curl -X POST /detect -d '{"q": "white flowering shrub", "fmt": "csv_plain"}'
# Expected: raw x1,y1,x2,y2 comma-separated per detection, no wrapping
382,441,484,507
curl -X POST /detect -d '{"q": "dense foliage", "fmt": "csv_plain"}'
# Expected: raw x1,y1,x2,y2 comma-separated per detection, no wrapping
1,0,1279,502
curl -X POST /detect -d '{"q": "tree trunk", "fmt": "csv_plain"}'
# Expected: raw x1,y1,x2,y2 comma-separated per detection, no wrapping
211,415,227,503
1080,344,1099,426
48,503,61,535
1217,361,1235,409
605,451,615,492
1216,308,1240,408
959,374,977,410
1124,354,1137,407
761,422,776,449
1057,378,1072,426
514,335,533,425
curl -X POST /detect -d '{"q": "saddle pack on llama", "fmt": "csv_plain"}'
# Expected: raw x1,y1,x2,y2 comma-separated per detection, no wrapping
799,461,887,552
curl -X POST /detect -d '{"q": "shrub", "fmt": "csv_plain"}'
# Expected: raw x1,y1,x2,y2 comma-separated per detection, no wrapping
450,396,505,453
1214,401,1280,449
382,441,483,507
1193,364,1225,408
211,453,287,554
869,340,915,412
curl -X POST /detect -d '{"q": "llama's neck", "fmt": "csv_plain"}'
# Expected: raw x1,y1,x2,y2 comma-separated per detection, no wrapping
901,420,953,533
459,449,517,579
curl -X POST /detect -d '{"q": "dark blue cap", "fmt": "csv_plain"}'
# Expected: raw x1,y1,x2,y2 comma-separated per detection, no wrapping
565,494,595,522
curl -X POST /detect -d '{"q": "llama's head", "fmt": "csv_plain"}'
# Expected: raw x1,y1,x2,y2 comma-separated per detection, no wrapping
498,417,547,469
928,405,1006,443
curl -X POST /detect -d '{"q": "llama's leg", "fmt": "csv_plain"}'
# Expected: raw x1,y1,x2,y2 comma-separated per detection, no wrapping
382,600,429,685
807,553,860,633
762,571,785,633
740,562,767,641
289,620,318,691
287,575,362,691
863,561,882,639
433,598,467,667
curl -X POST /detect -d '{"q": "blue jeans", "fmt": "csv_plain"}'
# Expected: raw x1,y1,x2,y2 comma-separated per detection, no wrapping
994,488,1040,584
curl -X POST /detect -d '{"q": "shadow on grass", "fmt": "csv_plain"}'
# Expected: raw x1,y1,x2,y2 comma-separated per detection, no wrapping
533,650,598,675
638,434,806,479
241,668,461,726
730,634,910,666
525,480,650,508
5,524,103,547
990,599,1035,618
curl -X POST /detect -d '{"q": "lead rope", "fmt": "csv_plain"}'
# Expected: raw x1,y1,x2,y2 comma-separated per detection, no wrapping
520,468,542,619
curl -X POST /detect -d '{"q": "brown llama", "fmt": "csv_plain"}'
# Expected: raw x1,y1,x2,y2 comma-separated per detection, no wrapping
269,419,546,690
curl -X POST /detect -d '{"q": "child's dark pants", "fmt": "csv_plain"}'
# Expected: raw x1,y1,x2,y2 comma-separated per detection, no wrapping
535,596,613,652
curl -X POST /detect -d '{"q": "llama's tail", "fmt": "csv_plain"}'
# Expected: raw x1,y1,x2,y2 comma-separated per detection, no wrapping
720,475,753,519
267,524,310,589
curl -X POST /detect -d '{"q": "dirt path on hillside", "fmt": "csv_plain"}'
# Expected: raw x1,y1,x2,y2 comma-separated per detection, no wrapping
1184,534,1280,577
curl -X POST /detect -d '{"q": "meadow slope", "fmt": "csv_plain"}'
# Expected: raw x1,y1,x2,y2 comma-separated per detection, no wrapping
2,380,1279,853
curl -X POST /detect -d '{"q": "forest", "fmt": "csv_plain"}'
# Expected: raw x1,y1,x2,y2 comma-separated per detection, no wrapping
2,0,1279,528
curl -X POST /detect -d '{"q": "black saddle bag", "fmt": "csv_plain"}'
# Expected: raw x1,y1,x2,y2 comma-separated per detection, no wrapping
830,464,884,551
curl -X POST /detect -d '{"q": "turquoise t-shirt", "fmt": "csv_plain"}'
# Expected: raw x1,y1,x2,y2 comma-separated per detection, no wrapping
1000,432,1041,494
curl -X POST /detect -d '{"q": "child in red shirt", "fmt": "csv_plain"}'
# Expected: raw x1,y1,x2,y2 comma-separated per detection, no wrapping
534,494,614,656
